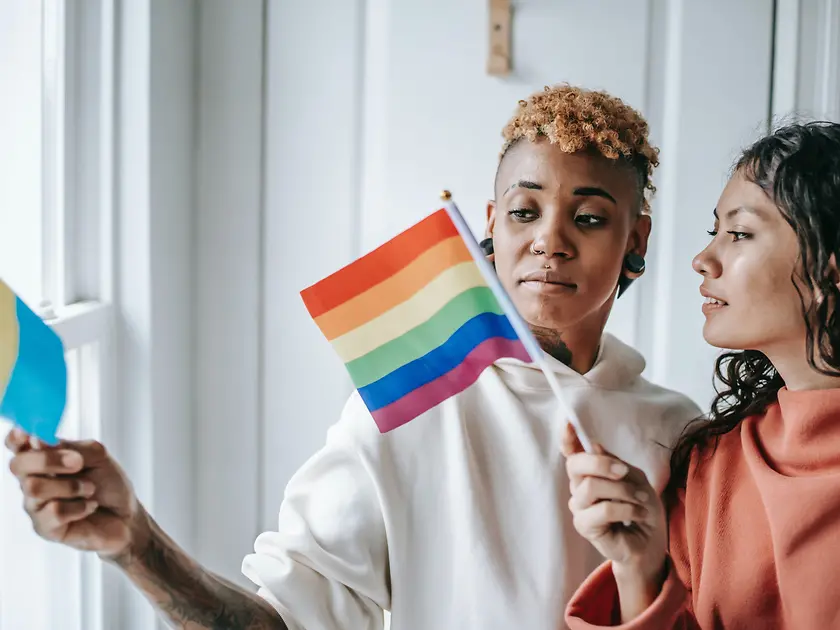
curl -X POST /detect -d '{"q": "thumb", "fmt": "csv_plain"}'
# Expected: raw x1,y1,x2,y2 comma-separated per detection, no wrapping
63,439,111,468
561,422,585,456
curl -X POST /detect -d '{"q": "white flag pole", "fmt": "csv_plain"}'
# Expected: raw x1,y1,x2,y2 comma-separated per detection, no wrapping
441,192,594,454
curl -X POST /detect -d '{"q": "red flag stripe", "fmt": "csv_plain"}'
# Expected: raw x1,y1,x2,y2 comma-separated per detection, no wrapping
300,208,457,318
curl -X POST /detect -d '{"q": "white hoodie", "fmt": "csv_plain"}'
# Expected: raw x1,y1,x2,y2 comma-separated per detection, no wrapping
242,333,701,630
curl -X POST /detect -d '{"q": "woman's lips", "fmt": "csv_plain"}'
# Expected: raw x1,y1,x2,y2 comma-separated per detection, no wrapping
519,271,577,294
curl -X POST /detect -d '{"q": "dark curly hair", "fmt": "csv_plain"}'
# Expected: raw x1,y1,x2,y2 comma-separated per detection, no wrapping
669,121,840,489
498,84,659,213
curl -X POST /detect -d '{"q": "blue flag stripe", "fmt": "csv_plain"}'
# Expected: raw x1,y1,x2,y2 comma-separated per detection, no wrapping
357,311,517,411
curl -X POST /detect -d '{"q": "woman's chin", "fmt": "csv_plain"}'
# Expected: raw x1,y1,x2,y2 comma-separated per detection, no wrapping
702,323,749,351
513,289,611,334
515,298,565,325
522,311,570,333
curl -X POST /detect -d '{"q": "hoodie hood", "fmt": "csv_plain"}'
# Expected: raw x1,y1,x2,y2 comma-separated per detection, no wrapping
494,333,647,392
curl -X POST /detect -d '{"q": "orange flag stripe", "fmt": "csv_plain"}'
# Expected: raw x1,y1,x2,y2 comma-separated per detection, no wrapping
301,208,457,318
313,235,473,340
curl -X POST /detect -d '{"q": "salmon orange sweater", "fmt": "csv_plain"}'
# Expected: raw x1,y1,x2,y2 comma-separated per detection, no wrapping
566,387,840,630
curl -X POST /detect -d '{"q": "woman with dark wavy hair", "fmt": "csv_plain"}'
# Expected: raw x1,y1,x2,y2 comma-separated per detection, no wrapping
563,121,840,629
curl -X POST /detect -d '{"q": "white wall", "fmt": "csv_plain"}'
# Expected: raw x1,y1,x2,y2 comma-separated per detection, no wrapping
255,0,773,532
111,0,197,628
774,0,840,122
640,0,774,405
193,0,265,585
190,0,840,587
259,0,366,538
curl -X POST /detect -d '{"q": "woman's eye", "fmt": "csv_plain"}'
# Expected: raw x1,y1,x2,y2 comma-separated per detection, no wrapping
706,229,749,241
727,230,750,242
575,214,606,227
508,208,537,221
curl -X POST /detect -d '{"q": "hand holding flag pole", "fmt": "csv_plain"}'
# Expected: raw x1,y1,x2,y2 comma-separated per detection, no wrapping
440,191,594,453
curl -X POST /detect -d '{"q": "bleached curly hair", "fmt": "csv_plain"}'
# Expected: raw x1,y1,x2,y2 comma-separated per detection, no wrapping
499,84,659,213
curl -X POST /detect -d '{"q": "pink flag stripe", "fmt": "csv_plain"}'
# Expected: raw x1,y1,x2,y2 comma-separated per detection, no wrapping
370,336,531,432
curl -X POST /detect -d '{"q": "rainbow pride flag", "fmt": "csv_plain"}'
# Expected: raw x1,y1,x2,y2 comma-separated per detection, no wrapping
0,280,67,444
301,202,539,433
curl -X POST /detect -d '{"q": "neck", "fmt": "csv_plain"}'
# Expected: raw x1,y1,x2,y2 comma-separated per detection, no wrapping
764,341,840,391
531,313,607,374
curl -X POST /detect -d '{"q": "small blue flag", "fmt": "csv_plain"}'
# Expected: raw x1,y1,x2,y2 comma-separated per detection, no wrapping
0,279,67,444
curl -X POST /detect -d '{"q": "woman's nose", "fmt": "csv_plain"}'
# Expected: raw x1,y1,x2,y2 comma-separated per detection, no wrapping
532,219,575,259
692,243,721,277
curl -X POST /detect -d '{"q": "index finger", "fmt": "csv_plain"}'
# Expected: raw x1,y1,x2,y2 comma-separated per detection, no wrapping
566,451,631,488
9,448,85,478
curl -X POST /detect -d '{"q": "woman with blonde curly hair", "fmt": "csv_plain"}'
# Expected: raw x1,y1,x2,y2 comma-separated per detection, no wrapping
6,84,699,630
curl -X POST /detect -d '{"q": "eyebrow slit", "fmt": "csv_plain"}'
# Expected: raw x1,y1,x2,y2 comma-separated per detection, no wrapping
505,180,543,195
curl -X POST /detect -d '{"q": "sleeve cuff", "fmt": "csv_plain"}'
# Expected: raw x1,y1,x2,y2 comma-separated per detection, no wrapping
566,559,688,629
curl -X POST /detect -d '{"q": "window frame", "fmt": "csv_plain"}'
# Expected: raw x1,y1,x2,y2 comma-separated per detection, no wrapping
43,0,117,628
771,0,840,122
43,0,115,316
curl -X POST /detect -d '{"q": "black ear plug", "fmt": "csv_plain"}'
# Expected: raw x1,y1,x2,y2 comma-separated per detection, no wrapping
479,238,494,256
624,252,645,274
617,253,646,298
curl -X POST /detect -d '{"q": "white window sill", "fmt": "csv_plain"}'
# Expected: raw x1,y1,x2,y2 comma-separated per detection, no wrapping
46,301,113,351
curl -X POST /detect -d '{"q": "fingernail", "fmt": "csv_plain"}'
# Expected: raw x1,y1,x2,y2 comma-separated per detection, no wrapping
635,491,649,502
80,481,96,497
62,451,83,469
30,437,42,450
87,500,98,513
610,463,628,478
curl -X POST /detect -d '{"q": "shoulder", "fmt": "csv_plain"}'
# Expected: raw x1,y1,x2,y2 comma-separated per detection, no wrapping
329,388,459,460
596,335,703,428
685,423,744,481
664,420,745,510
332,390,379,442
622,375,704,448
633,375,702,418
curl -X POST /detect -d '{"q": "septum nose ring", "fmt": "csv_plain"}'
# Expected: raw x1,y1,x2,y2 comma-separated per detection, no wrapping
530,243,550,268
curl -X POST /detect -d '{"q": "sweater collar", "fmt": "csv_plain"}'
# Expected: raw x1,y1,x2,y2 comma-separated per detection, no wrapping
493,333,646,391
756,387,840,474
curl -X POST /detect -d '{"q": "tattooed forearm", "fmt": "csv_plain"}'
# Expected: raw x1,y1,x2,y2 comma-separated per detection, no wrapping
112,510,286,630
